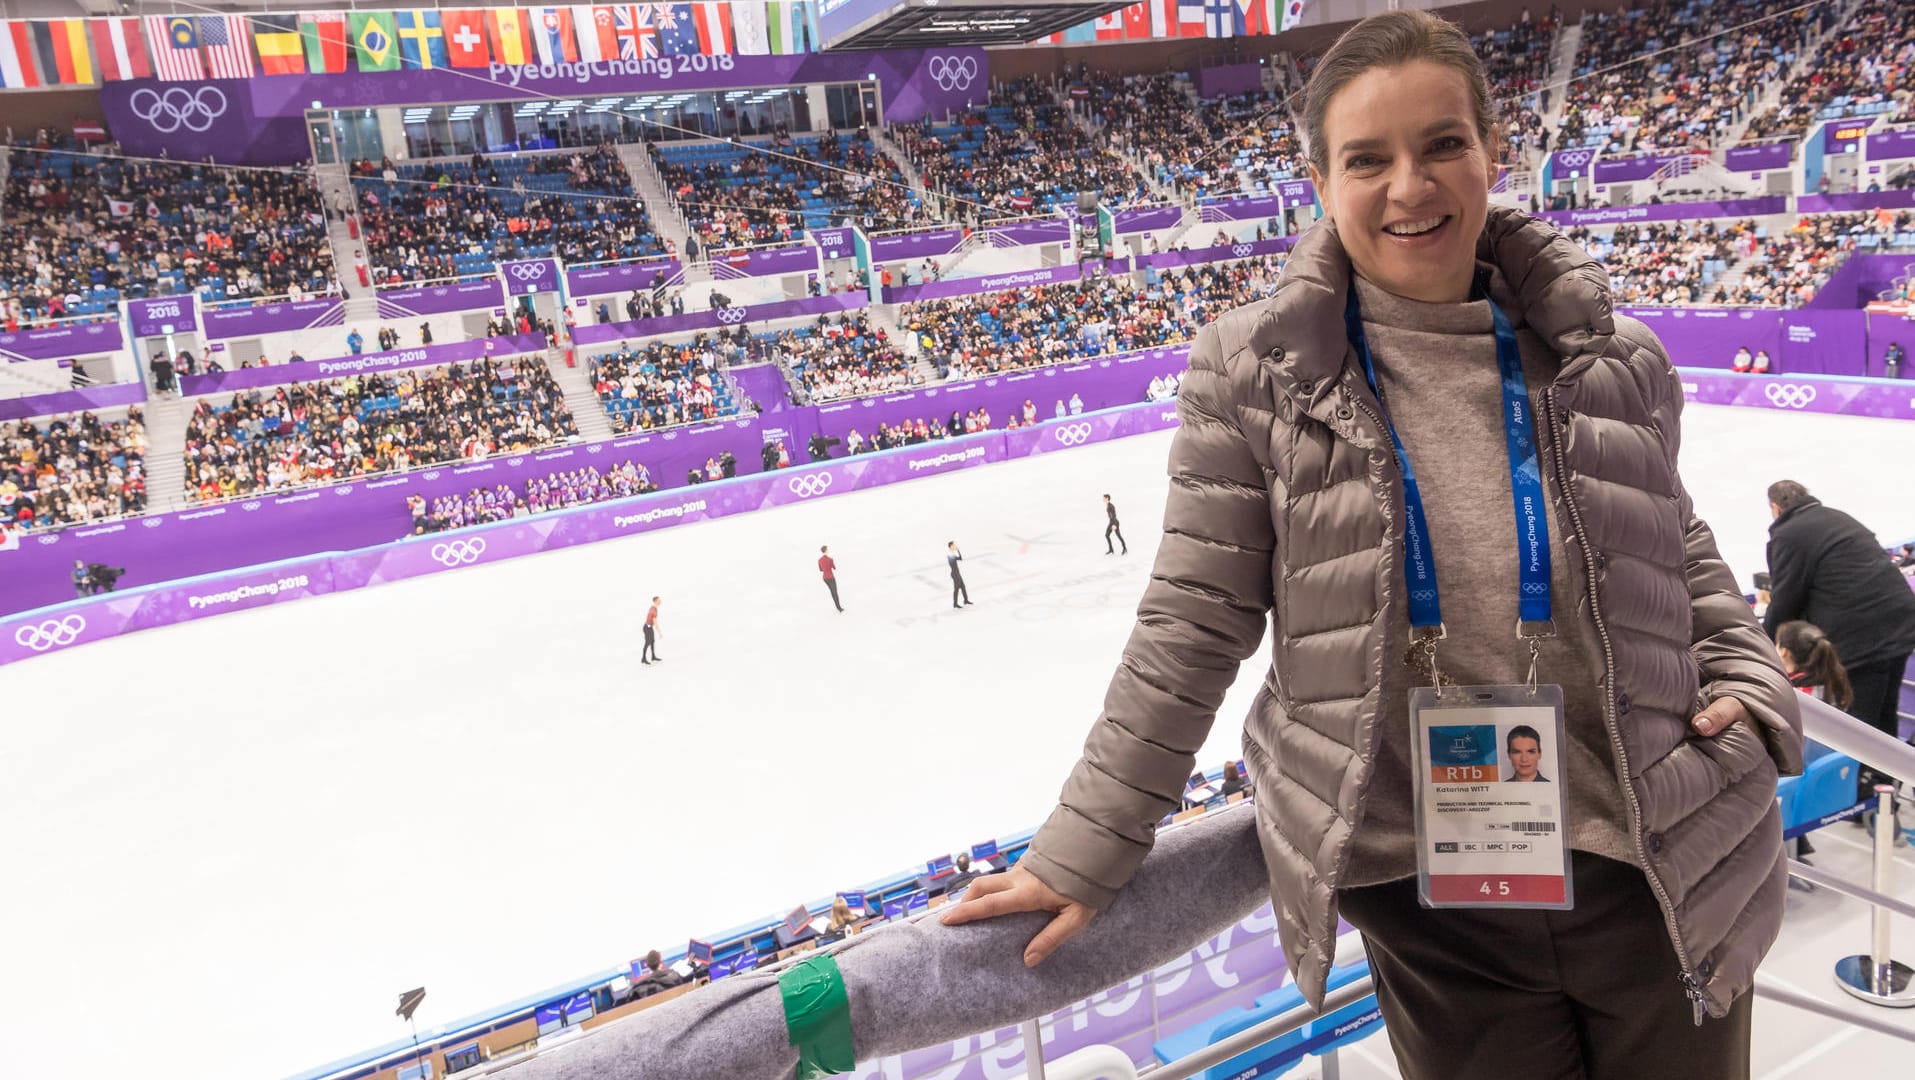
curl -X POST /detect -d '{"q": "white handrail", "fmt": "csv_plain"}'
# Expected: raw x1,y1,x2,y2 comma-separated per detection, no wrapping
1799,693,1915,787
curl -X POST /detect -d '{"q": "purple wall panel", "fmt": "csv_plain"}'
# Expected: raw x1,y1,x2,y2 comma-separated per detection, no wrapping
711,245,818,279
869,228,967,264
571,293,867,348
0,321,127,363
1533,197,1788,227
1723,142,1794,172
1865,310,1915,377
175,334,548,395
126,296,199,337
1138,236,1294,271
1797,190,1915,214
201,298,345,340
1865,128,1915,162
565,260,682,297
0,380,149,422
1617,307,1786,370
1591,152,1690,183
1194,63,1262,98
987,220,1070,246
1113,205,1185,233
882,259,1130,304
1779,311,1871,375
1677,368,1915,419
376,280,507,319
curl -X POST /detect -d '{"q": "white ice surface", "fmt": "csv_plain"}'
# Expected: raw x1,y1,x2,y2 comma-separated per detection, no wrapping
1,403,1911,1080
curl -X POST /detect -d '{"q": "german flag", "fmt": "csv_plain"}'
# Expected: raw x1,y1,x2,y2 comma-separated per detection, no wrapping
30,18,93,85
255,14,305,75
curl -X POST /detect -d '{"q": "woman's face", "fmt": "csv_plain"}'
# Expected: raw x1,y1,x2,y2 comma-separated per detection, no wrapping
1309,61,1498,303
1508,737,1541,780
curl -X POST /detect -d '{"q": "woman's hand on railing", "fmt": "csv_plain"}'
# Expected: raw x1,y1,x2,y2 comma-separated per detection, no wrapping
939,864,1096,967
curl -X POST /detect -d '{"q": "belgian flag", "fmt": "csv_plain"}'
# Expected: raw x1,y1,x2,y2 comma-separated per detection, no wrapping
255,14,304,75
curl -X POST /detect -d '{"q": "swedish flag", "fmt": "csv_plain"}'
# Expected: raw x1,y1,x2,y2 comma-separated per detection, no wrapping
167,16,197,50
350,11,400,72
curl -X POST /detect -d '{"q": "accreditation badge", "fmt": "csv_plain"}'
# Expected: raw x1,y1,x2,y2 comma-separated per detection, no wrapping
1408,684,1573,910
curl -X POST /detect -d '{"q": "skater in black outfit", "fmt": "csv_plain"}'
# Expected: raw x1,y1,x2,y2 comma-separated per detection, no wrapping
1104,494,1127,554
819,546,844,612
641,596,663,664
948,542,973,608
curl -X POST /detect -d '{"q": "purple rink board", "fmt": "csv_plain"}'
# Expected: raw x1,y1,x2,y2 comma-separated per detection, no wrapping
1866,309,1914,378
1677,369,1915,421
1723,142,1795,172
1797,189,1915,214
1114,205,1185,234
174,334,549,396
570,293,868,348
126,295,199,338
1867,128,1915,162
0,321,127,363
1533,197,1788,227
870,227,967,264
0,380,148,422
98,50,989,167
1139,236,1294,271
1614,306,1878,377
201,298,345,340
377,280,507,319
0,350,1188,623
883,259,1132,304
711,245,819,280
564,259,683,298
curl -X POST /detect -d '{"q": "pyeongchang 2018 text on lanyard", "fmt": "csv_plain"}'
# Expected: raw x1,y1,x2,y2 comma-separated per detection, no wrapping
1345,283,1573,911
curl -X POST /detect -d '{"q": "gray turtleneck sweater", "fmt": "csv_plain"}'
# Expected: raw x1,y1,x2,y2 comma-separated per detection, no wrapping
1343,272,1636,887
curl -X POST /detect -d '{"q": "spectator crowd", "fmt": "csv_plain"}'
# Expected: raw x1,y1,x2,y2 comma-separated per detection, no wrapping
0,409,148,531
588,334,747,433
408,462,658,533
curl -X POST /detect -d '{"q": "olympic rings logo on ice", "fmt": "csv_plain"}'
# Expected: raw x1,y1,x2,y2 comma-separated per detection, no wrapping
1230,244,1254,258
14,614,85,652
1053,422,1093,446
506,263,549,282
1763,383,1817,409
787,473,833,498
928,54,979,92
715,306,749,324
429,538,488,566
128,86,228,134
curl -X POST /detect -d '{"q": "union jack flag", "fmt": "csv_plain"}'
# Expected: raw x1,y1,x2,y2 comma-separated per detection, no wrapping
655,4,680,30
614,4,659,58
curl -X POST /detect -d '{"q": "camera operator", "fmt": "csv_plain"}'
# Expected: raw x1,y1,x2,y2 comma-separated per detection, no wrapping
807,432,841,462
84,563,125,595
761,440,780,472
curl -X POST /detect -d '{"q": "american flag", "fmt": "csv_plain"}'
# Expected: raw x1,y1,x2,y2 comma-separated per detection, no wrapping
144,15,206,81
199,15,255,78
614,5,658,58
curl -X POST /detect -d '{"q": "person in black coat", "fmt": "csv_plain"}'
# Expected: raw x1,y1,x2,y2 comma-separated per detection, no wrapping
947,541,972,609
1762,480,1915,744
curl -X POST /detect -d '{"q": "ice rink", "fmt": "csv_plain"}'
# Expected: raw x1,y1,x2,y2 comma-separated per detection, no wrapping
3,403,1913,1080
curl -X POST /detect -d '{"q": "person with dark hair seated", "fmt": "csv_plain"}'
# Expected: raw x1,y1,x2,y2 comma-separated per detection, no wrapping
632,949,684,1000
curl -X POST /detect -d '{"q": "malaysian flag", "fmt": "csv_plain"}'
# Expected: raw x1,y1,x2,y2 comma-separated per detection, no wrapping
145,15,206,81
199,15,255,78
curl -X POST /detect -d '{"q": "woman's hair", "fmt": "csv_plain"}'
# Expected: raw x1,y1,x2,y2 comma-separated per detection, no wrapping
1299,9,1497,176
1776,620,1853,710
1223,760,1241,782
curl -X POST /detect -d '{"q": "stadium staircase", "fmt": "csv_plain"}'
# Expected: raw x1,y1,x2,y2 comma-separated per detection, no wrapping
1540,19,1581,136
618,142,698,276
313,162,364,297
139,395,190,514
869,126,931,205
1056,80,1183,208
1716,0,1860,151
545,352,616,444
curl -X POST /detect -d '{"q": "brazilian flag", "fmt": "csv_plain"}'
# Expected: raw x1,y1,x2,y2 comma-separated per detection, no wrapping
350,12,400,72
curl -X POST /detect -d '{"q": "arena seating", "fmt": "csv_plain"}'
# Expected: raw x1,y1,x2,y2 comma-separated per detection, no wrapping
1725,211,1900,305
1743,0,1911,143
0,408,148,530
2,151,334,322
1571,218,1761,305
589,337,747,432
1562,0,1829,154
1087,72,1304,200
413,462,659,532
351,148,664,284
181,357,576,501
761,313,912,402
891,77,1151,217
902,257,1283,383
651,130,924,243
1471,14,1555,164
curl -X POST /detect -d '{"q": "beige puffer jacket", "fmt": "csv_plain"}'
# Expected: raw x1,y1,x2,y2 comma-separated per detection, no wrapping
1022,208,1804,1020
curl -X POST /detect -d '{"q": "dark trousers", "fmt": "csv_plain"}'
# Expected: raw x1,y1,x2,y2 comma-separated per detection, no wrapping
1337,853,1753,1080
641,625,659,662
824,577,842,612
952,572,970,607
1845,653,1910,741
1105,522,1126,553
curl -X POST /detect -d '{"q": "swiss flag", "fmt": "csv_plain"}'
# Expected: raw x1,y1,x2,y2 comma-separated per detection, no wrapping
444,10,492,67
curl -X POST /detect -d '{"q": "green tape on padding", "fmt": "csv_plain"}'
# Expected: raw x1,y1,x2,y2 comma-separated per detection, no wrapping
781,952,855,1078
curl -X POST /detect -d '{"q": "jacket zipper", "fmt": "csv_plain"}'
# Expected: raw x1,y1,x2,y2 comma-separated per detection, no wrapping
1542,387,1704,1026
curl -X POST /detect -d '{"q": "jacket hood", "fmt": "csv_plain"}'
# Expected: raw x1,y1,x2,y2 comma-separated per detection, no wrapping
1243,206,1618,388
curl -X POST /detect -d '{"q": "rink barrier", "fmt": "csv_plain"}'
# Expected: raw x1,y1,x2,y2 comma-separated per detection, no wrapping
0,402,1186,667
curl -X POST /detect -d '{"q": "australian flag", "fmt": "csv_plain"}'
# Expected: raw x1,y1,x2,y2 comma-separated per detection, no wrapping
655,4,700,57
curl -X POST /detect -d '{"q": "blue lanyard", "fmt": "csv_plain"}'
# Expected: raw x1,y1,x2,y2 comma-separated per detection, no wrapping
1343,284,1552,633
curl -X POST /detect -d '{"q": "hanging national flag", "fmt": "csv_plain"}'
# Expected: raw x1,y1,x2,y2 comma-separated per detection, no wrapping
1205,0,1235,38
0,22,38,89
766,1,805,55
199,15,255,79
90,17,152,81
254,14,305,76
1236,0,1276,37
656,5,699,56
146,15,207,81
733,2,771,55
574,6,612,62
1175,0,1205,36
1280,0,1306,31
1094,11,1126,41
395,10,449,70
1125,2,1152,39
30,19,94,85
74,118,106,141
531,8,580,64
691,3,733,55
612,6,659,59
489,9,533,66
443,10,492,67
302,13,349,74
351,12,401,72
